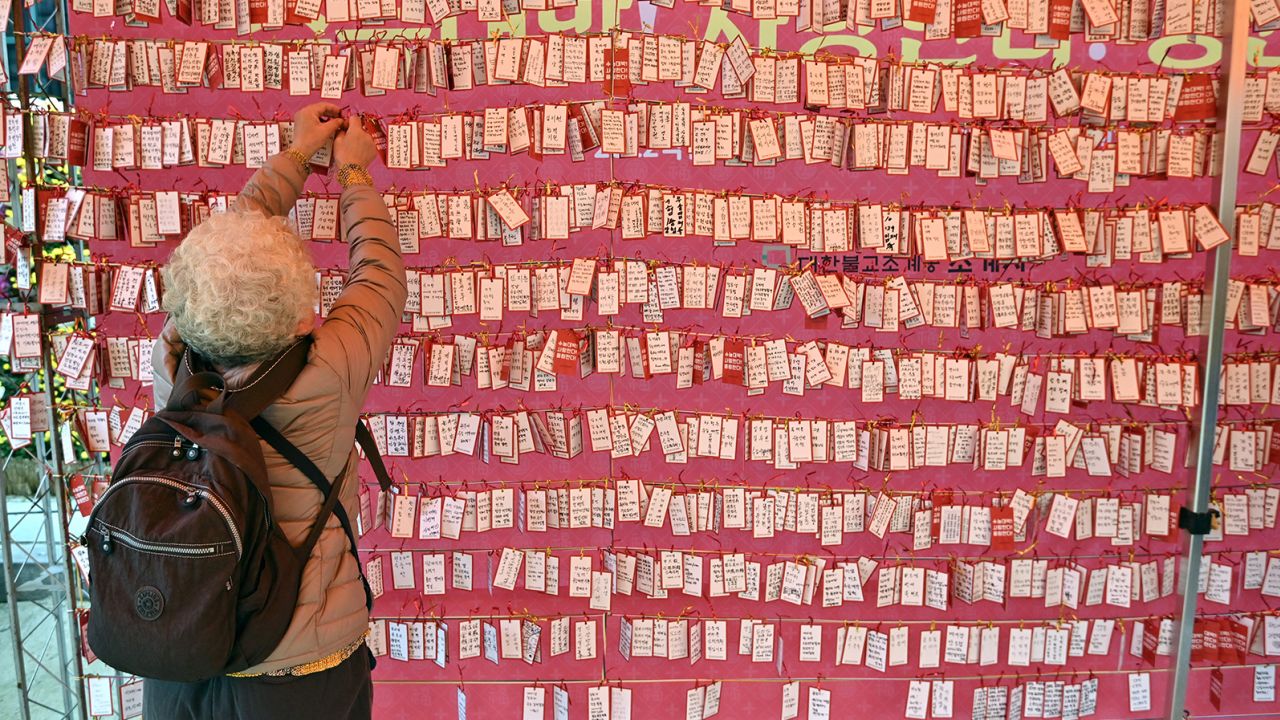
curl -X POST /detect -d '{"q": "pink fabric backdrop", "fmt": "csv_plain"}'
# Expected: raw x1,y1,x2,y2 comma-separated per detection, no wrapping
72,2,1280,718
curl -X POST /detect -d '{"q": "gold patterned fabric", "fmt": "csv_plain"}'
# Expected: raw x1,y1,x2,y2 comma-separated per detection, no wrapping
227,632,368,678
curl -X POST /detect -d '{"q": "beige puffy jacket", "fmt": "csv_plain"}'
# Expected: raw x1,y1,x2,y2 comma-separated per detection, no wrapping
151,153,407,676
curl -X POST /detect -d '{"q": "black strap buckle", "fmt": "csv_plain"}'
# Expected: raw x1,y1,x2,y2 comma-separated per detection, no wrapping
1177,506,1220,535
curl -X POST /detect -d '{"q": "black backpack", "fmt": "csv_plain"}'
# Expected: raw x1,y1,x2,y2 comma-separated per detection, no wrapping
83,335,391,681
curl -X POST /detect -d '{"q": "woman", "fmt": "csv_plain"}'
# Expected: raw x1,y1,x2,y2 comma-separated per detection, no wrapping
143,103,408,719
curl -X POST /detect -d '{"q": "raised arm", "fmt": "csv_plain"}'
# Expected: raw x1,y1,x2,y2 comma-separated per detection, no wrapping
233,103,344,218
311,119,408,397
232,154,306,218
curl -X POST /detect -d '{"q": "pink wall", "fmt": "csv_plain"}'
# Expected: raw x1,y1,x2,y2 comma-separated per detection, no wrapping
74,2,1279,718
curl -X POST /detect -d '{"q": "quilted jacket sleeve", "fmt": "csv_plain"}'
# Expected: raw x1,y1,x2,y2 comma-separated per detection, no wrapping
233,152,307,217
311,183,408,398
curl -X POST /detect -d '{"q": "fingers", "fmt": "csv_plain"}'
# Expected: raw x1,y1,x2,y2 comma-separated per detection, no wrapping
297,102,343,121
320,117,345,137
338,123,369,143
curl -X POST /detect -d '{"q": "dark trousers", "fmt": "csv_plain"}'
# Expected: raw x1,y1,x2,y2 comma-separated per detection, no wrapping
143,648,372,720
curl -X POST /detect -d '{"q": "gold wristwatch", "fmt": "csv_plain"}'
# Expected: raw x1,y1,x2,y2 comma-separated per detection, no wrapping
337,163,374,188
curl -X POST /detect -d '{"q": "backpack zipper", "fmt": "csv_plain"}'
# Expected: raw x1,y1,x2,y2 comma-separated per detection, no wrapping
120,438,200,457
116,435,273,530
95,476,243,558
96,523,227,557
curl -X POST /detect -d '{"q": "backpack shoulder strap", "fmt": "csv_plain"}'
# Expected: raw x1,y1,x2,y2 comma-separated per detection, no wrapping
172,335,312,418
206,335,393,494
251,417,376,611
354,421,394,494
213,333,395,611
179,336,392,497
216,336,314,420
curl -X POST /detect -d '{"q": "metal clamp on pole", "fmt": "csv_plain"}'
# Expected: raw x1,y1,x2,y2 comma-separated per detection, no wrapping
1176,507,1220,536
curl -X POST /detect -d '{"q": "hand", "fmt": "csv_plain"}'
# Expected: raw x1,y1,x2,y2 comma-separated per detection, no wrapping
334,118,379,169
288,102,345,158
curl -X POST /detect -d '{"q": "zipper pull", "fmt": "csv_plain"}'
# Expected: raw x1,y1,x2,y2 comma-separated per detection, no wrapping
183,490,200,508
100,526,113,555
171,437,184,458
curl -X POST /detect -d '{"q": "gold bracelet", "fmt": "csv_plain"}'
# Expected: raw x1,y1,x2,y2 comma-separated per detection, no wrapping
337,163,374,188
282,147,311,174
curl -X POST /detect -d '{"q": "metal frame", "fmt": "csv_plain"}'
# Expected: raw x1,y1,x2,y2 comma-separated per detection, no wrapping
1,0,90,718
1161,0,1251,717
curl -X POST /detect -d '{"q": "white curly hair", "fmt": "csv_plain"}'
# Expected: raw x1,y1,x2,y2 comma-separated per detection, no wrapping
161,210,317,367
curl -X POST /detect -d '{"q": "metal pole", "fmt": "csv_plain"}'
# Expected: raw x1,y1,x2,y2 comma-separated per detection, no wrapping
34,432,79,718
48,0,91,713
3,6,42,720
1163,1,1249,718
0,450,33,720
10,0,88,715
39,329,88,720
